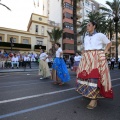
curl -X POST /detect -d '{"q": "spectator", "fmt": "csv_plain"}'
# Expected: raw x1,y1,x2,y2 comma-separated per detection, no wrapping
118,58,120,69
23,54,31,68
11,54,19,69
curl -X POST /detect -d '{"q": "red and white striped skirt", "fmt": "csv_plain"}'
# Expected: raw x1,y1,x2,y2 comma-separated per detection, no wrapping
76,50,113,99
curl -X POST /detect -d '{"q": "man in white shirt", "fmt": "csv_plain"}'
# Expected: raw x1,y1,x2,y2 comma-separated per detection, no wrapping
11,54,19,69
110,56,115,70
23,54,31,68
118,58,120,69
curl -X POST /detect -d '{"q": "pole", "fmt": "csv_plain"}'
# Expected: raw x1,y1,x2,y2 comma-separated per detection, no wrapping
73,0,77,53
115,21,118,63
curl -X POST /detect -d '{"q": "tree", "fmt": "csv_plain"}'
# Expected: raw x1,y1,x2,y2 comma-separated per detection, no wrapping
47,27,63,56
0,0,11,10
78,11,107,35
100,0,120,62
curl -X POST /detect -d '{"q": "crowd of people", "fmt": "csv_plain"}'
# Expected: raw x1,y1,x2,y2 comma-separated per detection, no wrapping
0,51,40,69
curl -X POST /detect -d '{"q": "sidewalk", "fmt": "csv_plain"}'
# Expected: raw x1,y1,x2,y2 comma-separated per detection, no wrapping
0,68,39,73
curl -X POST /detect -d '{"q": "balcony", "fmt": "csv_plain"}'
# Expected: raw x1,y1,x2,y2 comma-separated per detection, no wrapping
63,49,74,54
63,18,73,24
64,28,74,34
48,20,60,27
63,8,73,14
0,42,31,50
63,38,74,44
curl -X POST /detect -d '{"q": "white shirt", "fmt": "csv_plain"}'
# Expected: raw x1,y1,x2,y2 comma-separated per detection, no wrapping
40,53,48,60
74,55,82,61
84,33,110,50
56,48,63,58
24,56,30,61
118,58,120,62
12,57,18,62
111,57,115,62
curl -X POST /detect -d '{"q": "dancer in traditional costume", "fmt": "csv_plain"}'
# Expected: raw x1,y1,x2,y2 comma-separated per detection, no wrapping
51,43,70,85
38,49,51,79
73,53,82,72
76,21,113,109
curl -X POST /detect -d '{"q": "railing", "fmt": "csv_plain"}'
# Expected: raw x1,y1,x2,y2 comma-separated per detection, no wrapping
0,42,31,49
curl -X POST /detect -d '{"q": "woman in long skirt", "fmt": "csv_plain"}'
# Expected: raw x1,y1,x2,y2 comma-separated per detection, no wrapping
51,43,70,85
76,21,113,109
38,49,51,79
73,53,82,72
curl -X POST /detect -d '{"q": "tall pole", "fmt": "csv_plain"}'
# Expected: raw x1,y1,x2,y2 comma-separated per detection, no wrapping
73,0,77,53
114,16,119,63
115,21,118,62
10,37,13,51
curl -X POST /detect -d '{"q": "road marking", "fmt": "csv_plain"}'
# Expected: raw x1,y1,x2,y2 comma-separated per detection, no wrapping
0,88,75,104
0,96,81,119
0,83,120,119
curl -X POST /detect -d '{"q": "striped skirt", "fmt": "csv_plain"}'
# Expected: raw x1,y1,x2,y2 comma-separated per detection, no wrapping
76,50,113,99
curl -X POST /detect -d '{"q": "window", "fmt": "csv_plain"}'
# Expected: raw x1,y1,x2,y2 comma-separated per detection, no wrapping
63,44,74,50
63,22,73,30
63,33,74,40
85,10,90,15
35,25,38,32
37,40,43,45
93,5,96,10
23,39,29,44
12,38,17,43
63,2,73,10
36,37,43,45
0,36,2,42
64,12,73,19
41,26,44,35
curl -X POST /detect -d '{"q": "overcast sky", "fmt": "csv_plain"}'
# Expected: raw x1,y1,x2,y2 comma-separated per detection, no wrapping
0,0,113,31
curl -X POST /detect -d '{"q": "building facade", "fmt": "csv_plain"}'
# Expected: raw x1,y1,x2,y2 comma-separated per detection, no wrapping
0,13,60,53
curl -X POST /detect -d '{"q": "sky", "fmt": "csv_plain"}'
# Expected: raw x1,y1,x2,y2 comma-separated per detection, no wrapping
0,0,113,31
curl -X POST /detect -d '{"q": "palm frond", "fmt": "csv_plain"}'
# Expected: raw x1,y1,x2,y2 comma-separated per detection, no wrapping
0,3,11,10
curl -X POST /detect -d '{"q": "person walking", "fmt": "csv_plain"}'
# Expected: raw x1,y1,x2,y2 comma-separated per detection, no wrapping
38,49,51,79
110,56,115,70
51,43,70,85
73,53,82,72
76,21,113,109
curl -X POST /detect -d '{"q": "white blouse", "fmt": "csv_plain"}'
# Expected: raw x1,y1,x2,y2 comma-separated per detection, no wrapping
40,53,48,60
84,33,110,50
56,48,63,58
74,55,82,62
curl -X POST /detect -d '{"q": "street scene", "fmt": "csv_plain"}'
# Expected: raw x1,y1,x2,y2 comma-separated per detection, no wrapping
0,69,120,120
1,0,120,120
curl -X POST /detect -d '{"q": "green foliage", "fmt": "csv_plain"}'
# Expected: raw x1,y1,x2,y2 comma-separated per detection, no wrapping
47,27,63,43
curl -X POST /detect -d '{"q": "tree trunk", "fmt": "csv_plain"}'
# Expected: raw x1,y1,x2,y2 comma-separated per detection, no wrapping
73,0,77,53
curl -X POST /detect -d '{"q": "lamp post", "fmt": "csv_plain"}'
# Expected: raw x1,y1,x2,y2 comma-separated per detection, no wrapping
10,37,13,51
113,16,119,63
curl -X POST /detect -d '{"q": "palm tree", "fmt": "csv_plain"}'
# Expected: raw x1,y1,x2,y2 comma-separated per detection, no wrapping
100,0,120,62
78,11,107,35
0,0,11,10
47,27,63,56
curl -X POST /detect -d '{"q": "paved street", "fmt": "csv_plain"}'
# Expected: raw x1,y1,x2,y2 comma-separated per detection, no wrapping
0,70,120,120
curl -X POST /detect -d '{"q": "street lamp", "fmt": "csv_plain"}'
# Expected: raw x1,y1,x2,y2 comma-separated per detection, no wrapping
113,16,119,63
10,37,14,51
